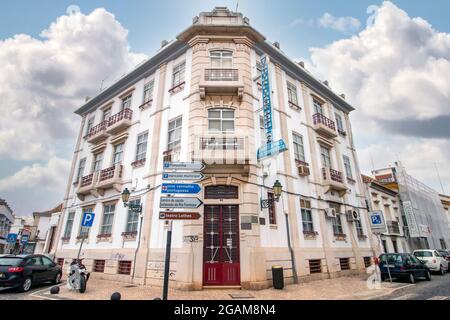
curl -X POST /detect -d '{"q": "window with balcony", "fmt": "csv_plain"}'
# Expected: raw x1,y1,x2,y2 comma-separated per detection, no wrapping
335,113,345,135
172,61,185,88
313,98,324,115
112,143,124,165
287,81,299,108
343,155,354,180
102,108,112,122
92,152,103,173
320,146,331,168
135,131,148,162
300,199,315,234
208,108,234,133
63,212,75,239
292,132,306,163
76,158,86,182
100,203,115,236
268,192,276,225
143,80,154,105
85,117,94,136
125,199,140,234
210,50,233,68
121,94,132,111
168,117,182,151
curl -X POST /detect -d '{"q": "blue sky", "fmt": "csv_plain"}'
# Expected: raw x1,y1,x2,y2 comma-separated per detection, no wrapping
0,1,449,214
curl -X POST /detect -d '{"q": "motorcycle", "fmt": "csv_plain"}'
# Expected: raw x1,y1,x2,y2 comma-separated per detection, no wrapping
67,258,90,293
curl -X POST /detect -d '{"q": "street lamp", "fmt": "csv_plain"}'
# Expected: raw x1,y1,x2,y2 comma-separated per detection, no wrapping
260,180,283,209
122,188,142,213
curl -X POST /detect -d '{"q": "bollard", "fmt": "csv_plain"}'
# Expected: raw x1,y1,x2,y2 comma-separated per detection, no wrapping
111,292,122,300
50,286,60,295
272,266,284,290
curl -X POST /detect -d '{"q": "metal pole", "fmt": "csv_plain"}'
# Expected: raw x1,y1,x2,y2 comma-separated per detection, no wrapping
379,234,392,283
77,235,85,260
132,210,143,280
284,212,298,284
162,221,173,300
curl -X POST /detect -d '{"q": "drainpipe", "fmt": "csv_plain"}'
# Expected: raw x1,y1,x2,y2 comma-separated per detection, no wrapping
284,210,298,284
131,214,144,281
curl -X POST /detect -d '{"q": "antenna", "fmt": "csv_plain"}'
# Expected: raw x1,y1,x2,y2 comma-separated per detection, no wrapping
434,162,446,194
369,152,375,171
100,76,110,91
235,0,239,13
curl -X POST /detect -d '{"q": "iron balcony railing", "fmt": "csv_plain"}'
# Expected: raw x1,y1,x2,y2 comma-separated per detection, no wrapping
107,108,133,127
205,69,239,82
200,136,245,150
86,121,108,139
387,221,401,235
313,113,336,131
322,167,344,183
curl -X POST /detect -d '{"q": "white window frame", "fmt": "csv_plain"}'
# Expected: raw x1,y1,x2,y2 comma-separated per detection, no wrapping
86,117,94,135
287,81,299,106
172,61,186,88
320,146,331,168
208,108,235,133
100,203,116,235
167,117,182,151
76,158,86,181
125,199,141,233
102,107,112,122
92,152,103,173
135,131,148,161
210,50,233,69
335,112,345,132
121,94,132,111
343,155,353,179
143,80,154,104
292,132,306,162
300,200,314,233
64,212,75,238
313,99,323,115
112,143,124,166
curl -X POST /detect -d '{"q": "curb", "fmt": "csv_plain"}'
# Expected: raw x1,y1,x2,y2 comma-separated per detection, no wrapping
366,283,415,300
29,283,67,301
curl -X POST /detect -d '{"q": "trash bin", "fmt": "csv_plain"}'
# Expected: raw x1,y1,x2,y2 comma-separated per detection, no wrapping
272,266,284,290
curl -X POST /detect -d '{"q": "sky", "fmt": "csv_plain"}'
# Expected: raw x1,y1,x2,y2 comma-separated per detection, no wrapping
0,0,449,215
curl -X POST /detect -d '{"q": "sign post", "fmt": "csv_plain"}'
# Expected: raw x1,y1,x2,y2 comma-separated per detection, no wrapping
368,211,391,283
78,211,95,260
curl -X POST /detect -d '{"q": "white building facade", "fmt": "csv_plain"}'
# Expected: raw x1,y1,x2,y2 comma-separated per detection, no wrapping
53,7,378,290
0,199,14,254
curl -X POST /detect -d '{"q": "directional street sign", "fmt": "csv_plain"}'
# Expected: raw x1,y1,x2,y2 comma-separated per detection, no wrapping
81,211,95,228
257,139,288,161
162,172,205,181
159,212,201,220
21,234,29,244
162,183,201,194
160,197,203,209
163,162,205,171
6,233,17,244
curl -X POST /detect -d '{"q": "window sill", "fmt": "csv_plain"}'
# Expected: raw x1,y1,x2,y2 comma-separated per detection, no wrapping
358,235,368,241
76,236,89,244
347,177,356,184
139,99,153,111
334,234,347,241
131,159,146,168
168,82,185,95
303,231,319,240
269,224,278,230
61,237,71,243
288,101,302,111
121,232,137,241
338,130,347,137
96,234,112,243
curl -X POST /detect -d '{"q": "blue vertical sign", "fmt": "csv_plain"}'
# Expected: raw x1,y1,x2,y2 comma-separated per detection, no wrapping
257,56,288,161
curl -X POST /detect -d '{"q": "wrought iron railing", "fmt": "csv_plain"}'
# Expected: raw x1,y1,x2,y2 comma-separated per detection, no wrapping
205,69,239,81
80,173,94,187
322,167,344,183
107,108,133,127
313,113,336,131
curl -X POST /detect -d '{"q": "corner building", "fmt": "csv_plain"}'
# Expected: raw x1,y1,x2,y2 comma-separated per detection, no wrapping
54,7,378,290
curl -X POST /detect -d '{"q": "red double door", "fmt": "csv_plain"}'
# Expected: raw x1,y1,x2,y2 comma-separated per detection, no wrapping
203,205,240,286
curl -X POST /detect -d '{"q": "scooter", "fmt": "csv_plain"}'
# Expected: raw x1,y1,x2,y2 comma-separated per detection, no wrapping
67,258,90,293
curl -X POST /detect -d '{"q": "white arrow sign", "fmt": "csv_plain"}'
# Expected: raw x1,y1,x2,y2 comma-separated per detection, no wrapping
162,172,205,181
160,197,204,209
163,162,205,171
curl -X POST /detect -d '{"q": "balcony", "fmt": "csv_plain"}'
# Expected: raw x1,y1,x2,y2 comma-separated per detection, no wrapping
96,165,123,194
76,173,98,200
192,135,250,173
85,121,109,144
105,108,133,135
387,221,401,235
313,113,338,139
199,69,244,100
322,167,348,196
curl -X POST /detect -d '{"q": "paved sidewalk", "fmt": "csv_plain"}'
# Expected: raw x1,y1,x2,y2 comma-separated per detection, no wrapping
31,275,410,300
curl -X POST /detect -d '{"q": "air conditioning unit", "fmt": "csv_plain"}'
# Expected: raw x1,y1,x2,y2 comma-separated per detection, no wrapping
346,210,360,222
325,208,337,218
298,165,310,177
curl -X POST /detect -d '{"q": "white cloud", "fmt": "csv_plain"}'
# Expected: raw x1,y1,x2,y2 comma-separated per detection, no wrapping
0,8,147,161
0,157,71,192
318,12,361,33
308,1,450,193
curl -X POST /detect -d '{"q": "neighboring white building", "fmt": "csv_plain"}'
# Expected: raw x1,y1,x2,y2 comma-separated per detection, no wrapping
0,199,14,254
32,204,62,255
53,7,378,290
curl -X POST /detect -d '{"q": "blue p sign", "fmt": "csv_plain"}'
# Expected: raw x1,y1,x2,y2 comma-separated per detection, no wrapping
81,212,95,228
371,215,381,225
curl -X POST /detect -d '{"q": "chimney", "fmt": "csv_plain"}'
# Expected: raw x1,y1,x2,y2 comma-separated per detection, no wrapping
161,40,169,48
298,61,305,68
273,42,280,49
323,80,329,86
85,96,91,102
340,94,346,100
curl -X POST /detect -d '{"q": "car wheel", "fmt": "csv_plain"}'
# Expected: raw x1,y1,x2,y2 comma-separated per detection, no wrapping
408,273,415,284
425,271,431,281
53,272,62,285
20,277,33,292
439,266,445,276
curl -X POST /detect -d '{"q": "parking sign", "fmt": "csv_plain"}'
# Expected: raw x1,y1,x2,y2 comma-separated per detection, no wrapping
368,211,386,233
81,212,95,228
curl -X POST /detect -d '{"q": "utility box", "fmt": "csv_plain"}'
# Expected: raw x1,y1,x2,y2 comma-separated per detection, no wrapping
272,266,284,290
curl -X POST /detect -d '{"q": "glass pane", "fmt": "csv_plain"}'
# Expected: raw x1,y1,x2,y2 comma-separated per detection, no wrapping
208,110,221,118
222,110,234,118
222,120,234,131
209,120,221,131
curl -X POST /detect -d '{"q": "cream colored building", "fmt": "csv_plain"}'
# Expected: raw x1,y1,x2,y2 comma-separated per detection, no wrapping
53,7,378,290
362,175,409,254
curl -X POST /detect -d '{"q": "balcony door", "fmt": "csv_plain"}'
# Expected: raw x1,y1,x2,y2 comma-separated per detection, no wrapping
203,205,240,286
210,50,233,69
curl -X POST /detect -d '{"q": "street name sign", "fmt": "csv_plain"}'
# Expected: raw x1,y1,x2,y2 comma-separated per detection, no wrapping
257,139,288,161
159,212,201,220
81,211,95,228
163,162,205,171
162,183,201,194
162,172,204,181
160,197,203,209
368,210,387,233
6,233,17,243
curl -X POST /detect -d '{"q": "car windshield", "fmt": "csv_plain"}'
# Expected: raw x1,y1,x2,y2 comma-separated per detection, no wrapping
0,257,23,266
380,254,403,264
414,251,432,257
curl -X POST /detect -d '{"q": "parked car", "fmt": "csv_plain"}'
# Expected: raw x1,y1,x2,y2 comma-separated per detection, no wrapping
413,250,449,275
379,253,431,283
437,249,450,262
0,254,62,292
